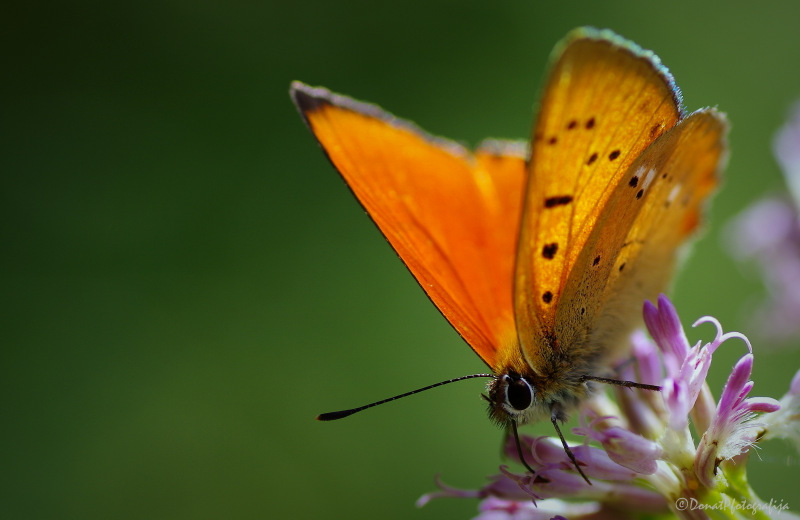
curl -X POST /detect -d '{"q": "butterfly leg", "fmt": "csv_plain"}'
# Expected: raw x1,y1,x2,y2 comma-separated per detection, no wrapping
550,405,592,485
509,419,542,479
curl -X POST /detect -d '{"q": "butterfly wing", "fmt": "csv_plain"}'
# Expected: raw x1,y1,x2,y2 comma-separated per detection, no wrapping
291,82,525,369
513,29,686,372
556,109,726,362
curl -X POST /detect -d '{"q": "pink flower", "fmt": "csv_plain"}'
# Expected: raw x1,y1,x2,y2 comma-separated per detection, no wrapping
774,102,800,200
420,296,797,519
725,101,800,343
695,354,780,487
572,414,662,475
761,367,800,451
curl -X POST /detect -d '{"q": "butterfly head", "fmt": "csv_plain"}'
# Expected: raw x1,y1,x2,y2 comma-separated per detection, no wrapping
486,371,550,426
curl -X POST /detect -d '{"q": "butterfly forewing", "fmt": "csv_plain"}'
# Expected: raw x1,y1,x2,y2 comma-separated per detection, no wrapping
514,29,684,372
291,83,525,368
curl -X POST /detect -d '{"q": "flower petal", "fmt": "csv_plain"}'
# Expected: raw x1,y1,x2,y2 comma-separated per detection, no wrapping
644,295,690,374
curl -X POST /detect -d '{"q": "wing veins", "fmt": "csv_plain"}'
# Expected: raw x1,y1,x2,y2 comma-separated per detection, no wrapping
399,205,499,352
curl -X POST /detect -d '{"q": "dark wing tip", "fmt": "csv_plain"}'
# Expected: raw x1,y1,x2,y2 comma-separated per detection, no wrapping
289,81,335,124
290,80,394,122
288,81,473,160
289,80,391,129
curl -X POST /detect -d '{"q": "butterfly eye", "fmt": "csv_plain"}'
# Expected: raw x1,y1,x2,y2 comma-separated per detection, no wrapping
504,375,534,411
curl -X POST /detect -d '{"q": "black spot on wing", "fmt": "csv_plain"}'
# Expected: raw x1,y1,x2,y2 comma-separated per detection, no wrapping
542,291,553,304
587,152,598,165
650,122,664,138
609,150,621,161
544,195,573,208
542,242,559,259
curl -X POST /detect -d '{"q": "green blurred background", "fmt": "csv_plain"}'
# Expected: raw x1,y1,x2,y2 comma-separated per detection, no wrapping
5,1,800,518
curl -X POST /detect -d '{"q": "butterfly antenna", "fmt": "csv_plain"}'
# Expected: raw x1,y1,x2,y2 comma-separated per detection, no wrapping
316,373,495,421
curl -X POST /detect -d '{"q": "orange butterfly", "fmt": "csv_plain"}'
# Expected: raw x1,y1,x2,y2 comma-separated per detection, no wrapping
291,27,726,478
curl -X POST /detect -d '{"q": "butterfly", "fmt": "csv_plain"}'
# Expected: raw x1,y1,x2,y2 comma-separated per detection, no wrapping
290,27,726,478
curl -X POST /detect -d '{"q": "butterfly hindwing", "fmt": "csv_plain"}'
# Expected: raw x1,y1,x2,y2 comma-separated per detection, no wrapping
556,109,726,361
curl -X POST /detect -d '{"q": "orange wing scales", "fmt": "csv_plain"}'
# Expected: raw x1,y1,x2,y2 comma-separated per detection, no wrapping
553,109,726,368
291,83,525,369
556,110,727,355
514,29,690,376
291,27,726,399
